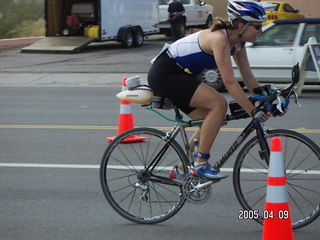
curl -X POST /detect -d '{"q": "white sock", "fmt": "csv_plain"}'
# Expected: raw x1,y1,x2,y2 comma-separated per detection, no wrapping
193,162,206,167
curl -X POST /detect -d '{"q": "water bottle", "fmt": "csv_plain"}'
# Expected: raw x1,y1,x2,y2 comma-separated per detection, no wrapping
193,138,199,159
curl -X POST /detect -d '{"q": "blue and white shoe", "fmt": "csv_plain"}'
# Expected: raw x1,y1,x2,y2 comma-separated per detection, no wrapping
190,162,228,180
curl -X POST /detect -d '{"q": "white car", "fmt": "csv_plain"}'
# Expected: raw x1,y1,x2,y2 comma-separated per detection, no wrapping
200,18,320,91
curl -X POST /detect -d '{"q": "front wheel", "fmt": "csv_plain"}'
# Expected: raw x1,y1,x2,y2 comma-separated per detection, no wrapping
133,28,144,47
100,128,188,224
233,129,320,229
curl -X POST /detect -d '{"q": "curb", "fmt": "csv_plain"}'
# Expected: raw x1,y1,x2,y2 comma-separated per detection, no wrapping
0,73,148,86
0,37,44,49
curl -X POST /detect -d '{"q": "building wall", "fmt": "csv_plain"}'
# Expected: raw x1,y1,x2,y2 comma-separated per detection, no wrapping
205,0,320,19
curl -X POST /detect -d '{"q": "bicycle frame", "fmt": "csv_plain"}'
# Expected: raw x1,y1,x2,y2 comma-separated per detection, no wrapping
146,106,271,177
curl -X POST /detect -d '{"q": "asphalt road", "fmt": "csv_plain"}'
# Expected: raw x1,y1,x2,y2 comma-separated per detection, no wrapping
0,36,320,240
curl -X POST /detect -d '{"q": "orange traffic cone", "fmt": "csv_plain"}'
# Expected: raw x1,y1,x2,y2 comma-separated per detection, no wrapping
262,137,294,240
106,78,146,143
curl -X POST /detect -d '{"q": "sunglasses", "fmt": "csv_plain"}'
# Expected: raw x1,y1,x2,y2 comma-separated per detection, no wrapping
250,23,263,30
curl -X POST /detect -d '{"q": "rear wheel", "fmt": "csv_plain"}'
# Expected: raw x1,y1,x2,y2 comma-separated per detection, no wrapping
121,28,134,48
100,128,188,224
233,129,320,229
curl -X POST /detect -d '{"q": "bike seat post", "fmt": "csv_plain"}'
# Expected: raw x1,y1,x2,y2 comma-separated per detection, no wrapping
174,107,183,122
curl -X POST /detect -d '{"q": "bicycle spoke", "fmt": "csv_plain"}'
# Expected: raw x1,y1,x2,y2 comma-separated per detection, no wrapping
287,165,319,179
151,180,182,197
247,153,268,170
251,192,266,209
129,143,147,167
109,180,135,194
112,147,138,172
288,182,320,199
288,153,312,176
106,172,136,182
283,136,297,170
287,190,305,217
151,182,165,214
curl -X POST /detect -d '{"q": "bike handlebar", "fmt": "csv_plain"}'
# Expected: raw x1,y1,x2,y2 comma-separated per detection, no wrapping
227,63,301,121
252,81,300,117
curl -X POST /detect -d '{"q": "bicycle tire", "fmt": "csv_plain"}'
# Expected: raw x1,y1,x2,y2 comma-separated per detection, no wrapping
233,129,320,229
100,127,188,224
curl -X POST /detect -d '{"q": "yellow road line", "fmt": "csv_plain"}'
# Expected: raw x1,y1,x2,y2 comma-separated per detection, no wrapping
0,125,319,133
0,124,115,130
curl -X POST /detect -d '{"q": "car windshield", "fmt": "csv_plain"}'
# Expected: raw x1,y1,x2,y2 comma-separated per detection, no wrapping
159,0,170,5
255,24,299,47
283,4,296,13
260,2,279,11
158,0,190,4
300,23,320,45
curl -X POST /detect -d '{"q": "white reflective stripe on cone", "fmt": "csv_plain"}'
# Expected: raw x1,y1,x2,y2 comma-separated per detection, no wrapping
268,152,285,178
266,185,288,203
120,104,132,114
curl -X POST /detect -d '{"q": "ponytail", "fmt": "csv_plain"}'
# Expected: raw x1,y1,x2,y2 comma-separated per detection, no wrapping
210,17,246,32
211,17,233,32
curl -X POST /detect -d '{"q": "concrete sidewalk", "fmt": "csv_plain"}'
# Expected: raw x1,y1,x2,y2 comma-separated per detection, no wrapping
0,37,150,86
0,73,148,86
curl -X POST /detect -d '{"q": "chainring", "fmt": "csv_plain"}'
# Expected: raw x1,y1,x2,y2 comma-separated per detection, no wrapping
182,174,213,204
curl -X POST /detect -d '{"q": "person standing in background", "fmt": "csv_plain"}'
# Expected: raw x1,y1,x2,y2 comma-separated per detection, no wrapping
168,0,185,40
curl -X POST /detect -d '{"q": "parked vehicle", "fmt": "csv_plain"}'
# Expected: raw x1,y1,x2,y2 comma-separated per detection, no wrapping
260,1,304,26
159,0,213,36
22,0,159,53
200,18,320,92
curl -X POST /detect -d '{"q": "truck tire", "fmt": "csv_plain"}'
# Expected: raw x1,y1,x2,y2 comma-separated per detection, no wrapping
121,28,134,48
180,22,186,38
198,69,225,92
198,69,244,92
133,28,144,47
204,15,213,29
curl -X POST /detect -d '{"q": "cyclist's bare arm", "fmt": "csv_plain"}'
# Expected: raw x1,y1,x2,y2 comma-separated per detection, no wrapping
233,47,260,94
207,31,255,115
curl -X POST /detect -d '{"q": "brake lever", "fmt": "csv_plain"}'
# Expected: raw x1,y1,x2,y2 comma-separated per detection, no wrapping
293,91,302,108
276,95,284,113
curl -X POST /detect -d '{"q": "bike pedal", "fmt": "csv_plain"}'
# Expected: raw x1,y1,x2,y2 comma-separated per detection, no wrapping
190,168,198,176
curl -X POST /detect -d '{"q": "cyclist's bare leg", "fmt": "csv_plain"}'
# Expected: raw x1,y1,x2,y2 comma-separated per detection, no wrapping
175,83,226,172
188,83,227,163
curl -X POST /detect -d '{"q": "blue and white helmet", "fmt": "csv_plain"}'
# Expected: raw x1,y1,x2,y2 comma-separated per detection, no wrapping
228,0,266,22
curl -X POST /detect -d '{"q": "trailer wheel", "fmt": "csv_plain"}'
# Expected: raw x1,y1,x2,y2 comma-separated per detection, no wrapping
133,28,144,47
121,28,134,48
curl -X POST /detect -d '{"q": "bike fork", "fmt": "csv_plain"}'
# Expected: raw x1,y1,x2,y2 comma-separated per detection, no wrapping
256,122,270,165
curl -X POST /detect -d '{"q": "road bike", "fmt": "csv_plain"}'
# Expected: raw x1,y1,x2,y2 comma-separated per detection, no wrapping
100,64,320,229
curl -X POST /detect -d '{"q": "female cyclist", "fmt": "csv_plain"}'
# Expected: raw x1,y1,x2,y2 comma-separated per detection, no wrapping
148,0,268,180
